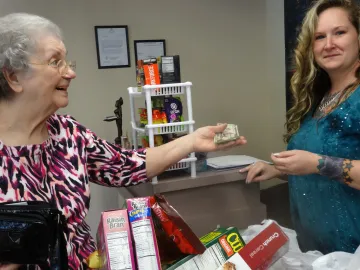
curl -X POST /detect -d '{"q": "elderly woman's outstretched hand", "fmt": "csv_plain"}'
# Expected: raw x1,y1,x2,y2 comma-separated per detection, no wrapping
191,124,247,152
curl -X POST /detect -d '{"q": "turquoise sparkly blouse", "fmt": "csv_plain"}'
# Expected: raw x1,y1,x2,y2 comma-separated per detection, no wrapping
287,86,360,254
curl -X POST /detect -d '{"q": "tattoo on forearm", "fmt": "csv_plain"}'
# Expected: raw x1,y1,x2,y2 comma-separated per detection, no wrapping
342,159,354,184
317,155,354,185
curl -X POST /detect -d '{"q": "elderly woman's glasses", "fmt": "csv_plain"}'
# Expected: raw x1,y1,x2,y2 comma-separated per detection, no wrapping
29,59,76,76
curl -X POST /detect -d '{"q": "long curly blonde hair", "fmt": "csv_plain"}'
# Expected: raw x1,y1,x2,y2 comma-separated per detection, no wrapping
284,0,360,143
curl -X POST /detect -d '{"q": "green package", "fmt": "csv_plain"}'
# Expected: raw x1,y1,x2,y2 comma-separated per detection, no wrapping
164,227,245,270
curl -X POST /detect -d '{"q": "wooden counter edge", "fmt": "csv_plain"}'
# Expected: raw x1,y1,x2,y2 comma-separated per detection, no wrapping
152,169,248,193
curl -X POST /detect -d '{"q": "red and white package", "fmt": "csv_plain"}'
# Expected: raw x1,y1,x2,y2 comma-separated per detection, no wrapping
218,221,289,270
143,58,160,86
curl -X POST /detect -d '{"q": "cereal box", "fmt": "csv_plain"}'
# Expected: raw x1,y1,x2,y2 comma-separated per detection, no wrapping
96,209,136,270
217,221,289,270
126,197,161,270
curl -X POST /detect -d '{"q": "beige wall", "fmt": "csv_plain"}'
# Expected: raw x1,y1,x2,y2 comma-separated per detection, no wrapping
0,0,286,237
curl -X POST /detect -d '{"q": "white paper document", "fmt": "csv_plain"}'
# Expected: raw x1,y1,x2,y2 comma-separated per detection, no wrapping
207,155,269,169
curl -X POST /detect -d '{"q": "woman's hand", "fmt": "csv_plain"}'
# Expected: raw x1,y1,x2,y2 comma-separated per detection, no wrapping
240,161,282,183
191,124,247,152
0,264,21,270
146,124,246,179
271,150,319,175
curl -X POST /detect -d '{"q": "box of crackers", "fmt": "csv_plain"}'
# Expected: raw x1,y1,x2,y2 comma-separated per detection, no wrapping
165,226,245,270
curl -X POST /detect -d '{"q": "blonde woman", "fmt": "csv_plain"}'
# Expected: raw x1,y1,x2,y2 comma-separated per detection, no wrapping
242,0,360,254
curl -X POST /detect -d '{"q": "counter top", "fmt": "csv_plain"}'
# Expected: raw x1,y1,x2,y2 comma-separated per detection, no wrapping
152,168,247,193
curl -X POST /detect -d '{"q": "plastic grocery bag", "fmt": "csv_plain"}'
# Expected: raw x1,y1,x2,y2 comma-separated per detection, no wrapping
312,245,360,270
241,220,360,270
270,250,323,270
241,220,322,270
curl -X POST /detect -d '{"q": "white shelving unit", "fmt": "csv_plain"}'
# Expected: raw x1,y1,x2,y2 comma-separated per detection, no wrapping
128,82,197,184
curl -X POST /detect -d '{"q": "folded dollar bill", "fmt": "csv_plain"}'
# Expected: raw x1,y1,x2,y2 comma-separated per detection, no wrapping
214,124,240,144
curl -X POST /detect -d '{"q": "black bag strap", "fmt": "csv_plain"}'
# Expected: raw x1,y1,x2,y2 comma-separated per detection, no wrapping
49,210,68,270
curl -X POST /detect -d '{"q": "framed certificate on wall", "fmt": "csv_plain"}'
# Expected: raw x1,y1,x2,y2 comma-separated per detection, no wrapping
134,39,166,64
95,25,130,69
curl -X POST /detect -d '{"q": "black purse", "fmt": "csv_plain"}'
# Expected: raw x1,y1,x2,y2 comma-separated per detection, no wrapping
0,201,68,269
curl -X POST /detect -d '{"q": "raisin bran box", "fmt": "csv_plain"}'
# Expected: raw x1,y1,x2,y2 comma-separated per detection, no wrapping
96,209,136,270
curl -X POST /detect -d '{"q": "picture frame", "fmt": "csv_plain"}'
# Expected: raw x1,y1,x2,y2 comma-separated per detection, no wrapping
134,39,166,65
94,25,130,69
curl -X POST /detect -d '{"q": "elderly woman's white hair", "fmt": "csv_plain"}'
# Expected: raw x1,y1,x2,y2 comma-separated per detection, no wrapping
0,13,63,100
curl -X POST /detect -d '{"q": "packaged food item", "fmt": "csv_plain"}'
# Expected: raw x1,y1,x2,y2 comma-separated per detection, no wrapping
153,135,164,146
143,58,160,86
138,110,166,138
140,135,169,148
161,55,181,84
156,56,162,81
166,227,245,270
160,111,168,123
217,221,289,270
141,136,149,148
126,197,161,270
96,209,136,270
86,250,101,269
138,108,167,127
136,60,145,91
164,97,183,123
149,194,206,264
152,96,165,110
214,124,240,144
152,109,164,124
138,108,147,126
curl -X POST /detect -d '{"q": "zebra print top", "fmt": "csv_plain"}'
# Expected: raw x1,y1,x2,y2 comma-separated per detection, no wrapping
0,114,148,269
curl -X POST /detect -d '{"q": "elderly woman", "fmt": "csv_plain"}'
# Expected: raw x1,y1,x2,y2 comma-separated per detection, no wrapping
0,13,246,270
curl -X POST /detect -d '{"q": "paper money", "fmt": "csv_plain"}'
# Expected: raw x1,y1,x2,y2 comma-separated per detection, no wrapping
214,124,240,144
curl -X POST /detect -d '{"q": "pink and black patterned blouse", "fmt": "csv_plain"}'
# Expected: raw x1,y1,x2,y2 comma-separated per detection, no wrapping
0,114,148,269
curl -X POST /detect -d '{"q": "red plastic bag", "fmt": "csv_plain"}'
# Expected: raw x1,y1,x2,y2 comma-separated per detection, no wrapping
149,194,206,263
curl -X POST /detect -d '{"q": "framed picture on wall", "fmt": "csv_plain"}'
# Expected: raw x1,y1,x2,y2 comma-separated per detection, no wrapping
134,39,166,65
94,25,130,69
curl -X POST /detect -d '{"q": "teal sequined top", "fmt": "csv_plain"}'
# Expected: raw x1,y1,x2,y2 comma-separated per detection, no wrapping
287,86,360,254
